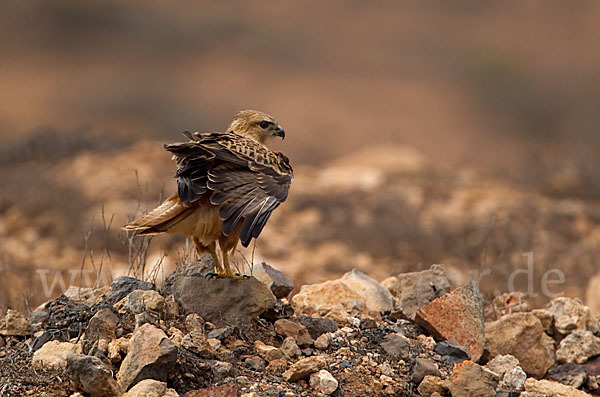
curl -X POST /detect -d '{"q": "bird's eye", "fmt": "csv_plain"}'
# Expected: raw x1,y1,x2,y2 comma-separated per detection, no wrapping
259,121,270,129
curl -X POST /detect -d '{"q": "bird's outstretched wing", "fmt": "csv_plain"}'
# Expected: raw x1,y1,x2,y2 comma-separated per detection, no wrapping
164,132,293,247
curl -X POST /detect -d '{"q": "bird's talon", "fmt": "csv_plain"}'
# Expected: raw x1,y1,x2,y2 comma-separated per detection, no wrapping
204,272,218,279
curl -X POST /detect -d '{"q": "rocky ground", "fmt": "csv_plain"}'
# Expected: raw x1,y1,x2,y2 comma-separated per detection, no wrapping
2,260,600,396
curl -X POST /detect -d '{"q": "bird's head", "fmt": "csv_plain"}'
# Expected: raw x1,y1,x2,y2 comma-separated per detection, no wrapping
227,110,285,145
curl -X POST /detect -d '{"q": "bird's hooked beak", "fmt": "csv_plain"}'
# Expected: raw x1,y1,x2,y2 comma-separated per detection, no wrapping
273,125,285,140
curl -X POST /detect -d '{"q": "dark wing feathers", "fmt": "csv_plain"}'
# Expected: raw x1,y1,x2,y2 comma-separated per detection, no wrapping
164,132,292,246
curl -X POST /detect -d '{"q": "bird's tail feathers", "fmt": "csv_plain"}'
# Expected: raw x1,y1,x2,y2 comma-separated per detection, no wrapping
122,193,192,235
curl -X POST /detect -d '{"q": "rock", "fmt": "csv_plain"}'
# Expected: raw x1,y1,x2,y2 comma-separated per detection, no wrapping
108,276,155,304
532,308,554,333
502,366,527,392
548,363,588,389
291,269,393,321
85,307,118,344
254,340,285,361
184,313,205,332
32,341,82,370
207,327,231,340
63,286,109,306
546,297,599,335
123,379,178,397
485,312,555,378
168,327,185,347
417,375,446,396
584,355,600,376
207,338,221,350
29,311,49,332
522,378,590,397
415,281,485,362
587,375,599,391
182,330,217,358
164,264,276,327
411,358,441,383
309,369,338,395
183,384,238,397
485,354,520,378
266,358,288,374
164,294,179,319
252,262,294,299
448,360,499,397
245,356,266,371
434,340,470,364
108,337,129,363
383,264,450,320
212,361,233,379
380,333,410,359
314,333,331,350
63,285,110,306
117,323,177,391
293,316,339,339
417,334,436,351
282,355,327,382
586,273,600,317
275,319,313,346
67,353,121,397
281,337,301,359
0,309,32,336
116,289,166,314
557,330,600,364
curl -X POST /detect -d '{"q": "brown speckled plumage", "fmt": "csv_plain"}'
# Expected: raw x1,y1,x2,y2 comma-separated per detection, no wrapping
123,110,292,277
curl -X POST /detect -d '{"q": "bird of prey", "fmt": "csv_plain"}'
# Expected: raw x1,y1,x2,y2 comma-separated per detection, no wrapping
123,110,293,278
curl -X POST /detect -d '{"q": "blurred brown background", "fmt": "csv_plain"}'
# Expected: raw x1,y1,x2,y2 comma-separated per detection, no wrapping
2,1,600,312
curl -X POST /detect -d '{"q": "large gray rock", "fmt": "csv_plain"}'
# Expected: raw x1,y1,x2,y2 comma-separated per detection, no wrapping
382,264,450,320
252,262,294,299
67,353,121,397
415,281,485,362
117,323,177,391
163,259,276,327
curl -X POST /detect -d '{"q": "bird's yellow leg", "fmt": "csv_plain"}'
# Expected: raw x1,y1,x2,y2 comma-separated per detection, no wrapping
222,249,246,279
206,242,224,275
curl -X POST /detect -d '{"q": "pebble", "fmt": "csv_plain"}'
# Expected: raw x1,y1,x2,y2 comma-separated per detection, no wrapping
282,355,327,382
280,337,301,359
254,340,285,362
309,369,338,395
275,319,313,346
314,333,331,350
411,358,441,383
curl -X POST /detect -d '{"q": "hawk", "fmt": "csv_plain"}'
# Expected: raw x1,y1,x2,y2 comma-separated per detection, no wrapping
123,110,293,278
